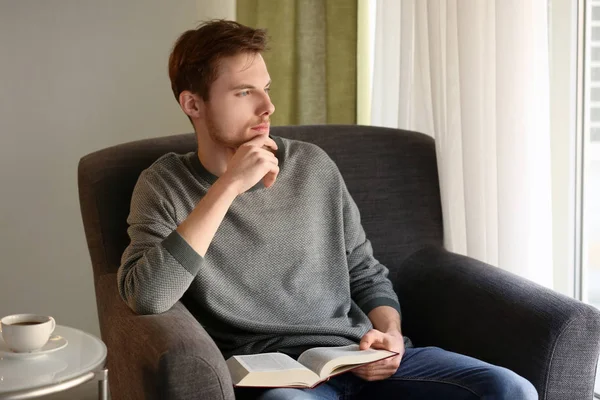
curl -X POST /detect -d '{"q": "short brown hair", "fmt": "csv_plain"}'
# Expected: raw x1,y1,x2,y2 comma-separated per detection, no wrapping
168,20,268,102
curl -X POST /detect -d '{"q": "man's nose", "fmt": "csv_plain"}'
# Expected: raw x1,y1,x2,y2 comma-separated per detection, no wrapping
259,92,275,116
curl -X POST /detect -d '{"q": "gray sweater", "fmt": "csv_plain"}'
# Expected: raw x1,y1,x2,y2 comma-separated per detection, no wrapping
118,135,402,359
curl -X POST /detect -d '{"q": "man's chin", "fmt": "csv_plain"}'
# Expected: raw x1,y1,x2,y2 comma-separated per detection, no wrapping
207,129,265,150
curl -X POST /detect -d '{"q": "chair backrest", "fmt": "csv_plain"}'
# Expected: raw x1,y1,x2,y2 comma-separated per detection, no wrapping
78,125,443,284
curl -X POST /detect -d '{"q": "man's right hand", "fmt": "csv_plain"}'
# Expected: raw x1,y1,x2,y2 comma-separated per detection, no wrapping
220,135,280,195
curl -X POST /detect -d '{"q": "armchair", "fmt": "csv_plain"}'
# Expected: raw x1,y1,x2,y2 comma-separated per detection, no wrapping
78,125,600,399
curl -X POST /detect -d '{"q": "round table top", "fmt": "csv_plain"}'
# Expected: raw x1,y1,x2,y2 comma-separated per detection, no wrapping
0,325,107,394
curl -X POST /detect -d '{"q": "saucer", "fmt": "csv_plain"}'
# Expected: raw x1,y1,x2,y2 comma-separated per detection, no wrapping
0,335,68,359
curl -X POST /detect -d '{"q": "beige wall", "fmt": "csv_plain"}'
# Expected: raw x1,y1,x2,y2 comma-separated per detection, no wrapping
0,0,233,352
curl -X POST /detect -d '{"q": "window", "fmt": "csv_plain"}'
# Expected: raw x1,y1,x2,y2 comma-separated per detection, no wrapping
582,0,600,396
584,0,600,312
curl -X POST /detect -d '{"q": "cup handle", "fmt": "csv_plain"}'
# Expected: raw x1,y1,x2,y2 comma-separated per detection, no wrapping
49,317,56,334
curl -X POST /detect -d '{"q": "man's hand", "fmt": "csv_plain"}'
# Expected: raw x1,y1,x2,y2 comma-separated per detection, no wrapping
220,135,280,194
352,329,405,381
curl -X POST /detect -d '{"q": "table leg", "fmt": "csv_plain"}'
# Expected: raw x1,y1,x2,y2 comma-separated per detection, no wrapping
95,368,109,400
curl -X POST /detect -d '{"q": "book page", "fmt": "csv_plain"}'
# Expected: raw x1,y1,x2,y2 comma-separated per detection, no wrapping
227,354,320,388
297,344,395,378
235,353,309,373
297,344,365,373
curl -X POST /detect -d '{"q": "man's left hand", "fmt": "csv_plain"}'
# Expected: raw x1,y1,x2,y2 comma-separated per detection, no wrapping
352,329,405,381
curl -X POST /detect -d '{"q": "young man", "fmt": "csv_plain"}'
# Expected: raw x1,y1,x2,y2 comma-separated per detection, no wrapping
118,20,538,399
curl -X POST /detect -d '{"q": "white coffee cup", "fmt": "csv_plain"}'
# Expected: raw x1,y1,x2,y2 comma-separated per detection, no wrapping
0,314,56,353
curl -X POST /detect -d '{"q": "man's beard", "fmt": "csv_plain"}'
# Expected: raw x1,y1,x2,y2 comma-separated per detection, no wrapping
205,108,248,149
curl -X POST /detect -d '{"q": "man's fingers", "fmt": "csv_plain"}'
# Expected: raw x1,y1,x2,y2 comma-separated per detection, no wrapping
367,356,399,369
355,330,404,382
360,332,403,353
359,329,388,350
262,145,277,155
262,165,280,188
353,362,400,381
242,134,278,150
260,136,278,154
266,151,279,165
359,337,372,350
352,354,401,379
265,136,278,151
357,358,399,373
352,367,396,382
359,330,387,350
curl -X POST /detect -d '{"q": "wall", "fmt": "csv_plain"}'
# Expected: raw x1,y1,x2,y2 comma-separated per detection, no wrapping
0,0,233,397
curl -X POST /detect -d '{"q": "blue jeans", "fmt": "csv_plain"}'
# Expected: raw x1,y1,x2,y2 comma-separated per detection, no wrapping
234,347,538,400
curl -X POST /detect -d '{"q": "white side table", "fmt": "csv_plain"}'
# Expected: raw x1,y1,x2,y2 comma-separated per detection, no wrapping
0,325,108,400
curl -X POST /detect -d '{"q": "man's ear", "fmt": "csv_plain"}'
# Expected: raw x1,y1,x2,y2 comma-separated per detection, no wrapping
179,91,204,119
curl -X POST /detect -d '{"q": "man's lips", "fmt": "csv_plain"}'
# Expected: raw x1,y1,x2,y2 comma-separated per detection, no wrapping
251,124,270,131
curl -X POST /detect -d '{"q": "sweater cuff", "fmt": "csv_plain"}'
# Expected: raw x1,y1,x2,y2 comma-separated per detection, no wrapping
361,297,402,317
162,230,202,276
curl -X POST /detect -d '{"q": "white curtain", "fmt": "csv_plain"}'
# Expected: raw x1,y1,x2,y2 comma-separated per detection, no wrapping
372,0,553,288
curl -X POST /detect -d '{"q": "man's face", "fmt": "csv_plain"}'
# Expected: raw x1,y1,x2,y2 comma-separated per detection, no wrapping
202,52,274,149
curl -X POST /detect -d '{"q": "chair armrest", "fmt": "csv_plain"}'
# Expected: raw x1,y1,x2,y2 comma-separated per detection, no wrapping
96,274,234,400
392,246,600,400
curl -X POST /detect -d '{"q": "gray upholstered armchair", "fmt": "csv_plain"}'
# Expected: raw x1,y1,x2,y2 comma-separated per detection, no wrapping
78,125,600,400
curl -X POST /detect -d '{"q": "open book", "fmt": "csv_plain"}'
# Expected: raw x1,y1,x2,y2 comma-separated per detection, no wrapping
226,344,398,389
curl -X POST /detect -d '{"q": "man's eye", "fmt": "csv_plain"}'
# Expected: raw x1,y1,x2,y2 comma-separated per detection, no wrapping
265,87,271,93
238,90,250,97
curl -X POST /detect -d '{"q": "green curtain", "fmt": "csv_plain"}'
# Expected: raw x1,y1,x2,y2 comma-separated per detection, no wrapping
237,0,357,126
